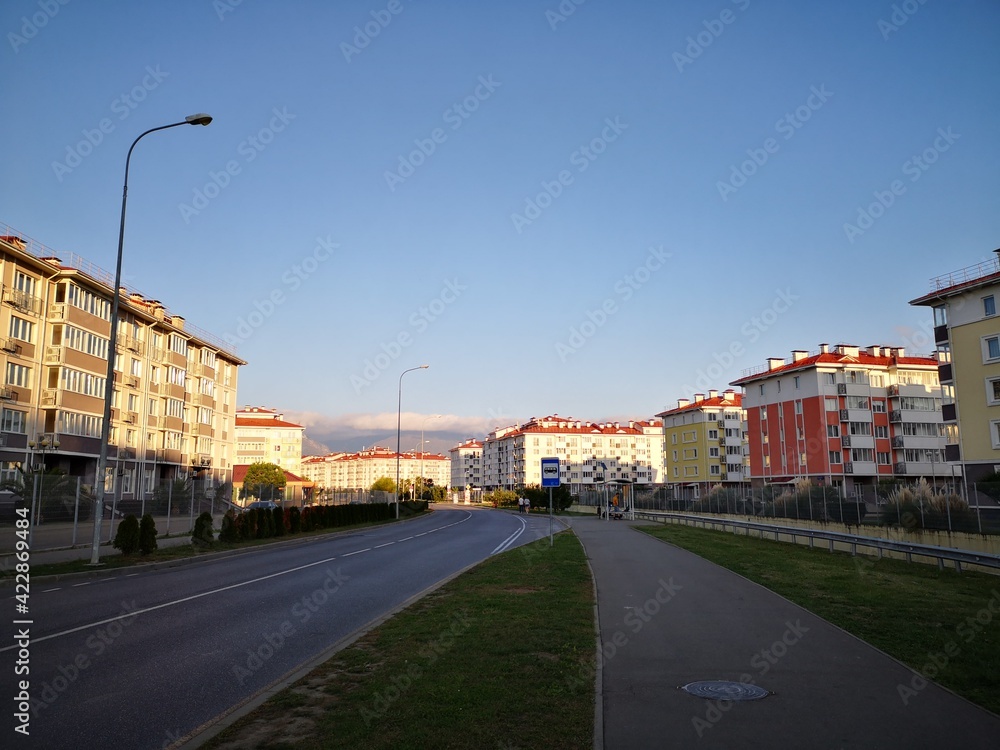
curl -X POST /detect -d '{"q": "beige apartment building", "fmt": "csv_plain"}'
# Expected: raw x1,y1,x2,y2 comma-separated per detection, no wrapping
300,446,451,491
0,226,244,504
234,406,304,475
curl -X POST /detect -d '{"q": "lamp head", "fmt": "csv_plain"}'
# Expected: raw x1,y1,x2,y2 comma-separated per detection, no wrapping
419,364,429,369
185,113,213,126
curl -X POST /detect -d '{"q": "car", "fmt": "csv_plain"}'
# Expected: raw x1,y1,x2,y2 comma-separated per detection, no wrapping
242,500,279,512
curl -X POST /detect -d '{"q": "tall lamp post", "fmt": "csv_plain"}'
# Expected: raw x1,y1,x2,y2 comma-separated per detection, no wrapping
395,365,429,519
418,414,442,502
89,114,213,566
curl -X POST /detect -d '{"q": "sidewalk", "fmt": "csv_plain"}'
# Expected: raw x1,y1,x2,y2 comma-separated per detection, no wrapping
569,517,1000,749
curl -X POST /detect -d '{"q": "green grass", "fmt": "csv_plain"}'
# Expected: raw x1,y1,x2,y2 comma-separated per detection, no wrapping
638,521,1000,714
206,533,596,750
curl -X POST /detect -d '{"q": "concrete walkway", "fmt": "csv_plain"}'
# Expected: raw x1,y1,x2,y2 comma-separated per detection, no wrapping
570,517,1000,749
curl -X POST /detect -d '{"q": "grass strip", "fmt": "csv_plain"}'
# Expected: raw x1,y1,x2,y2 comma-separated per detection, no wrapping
638,521,1000,714
206,532,595,750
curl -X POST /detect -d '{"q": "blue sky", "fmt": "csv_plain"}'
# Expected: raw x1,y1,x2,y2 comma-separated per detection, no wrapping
2,0,998,452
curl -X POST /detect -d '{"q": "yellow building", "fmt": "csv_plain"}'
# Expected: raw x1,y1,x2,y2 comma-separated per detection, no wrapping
911,250,1000,484
235,406,304,475
656,389,747,501
0,225,244,505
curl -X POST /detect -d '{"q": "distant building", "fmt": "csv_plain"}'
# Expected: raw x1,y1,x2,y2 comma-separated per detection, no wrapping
656,389,748,501
300,446,450,491
232,464,312,506
235,406,304,475
731,343,955,502
481,415,663,490
449,439,482,493
911,251,1000,485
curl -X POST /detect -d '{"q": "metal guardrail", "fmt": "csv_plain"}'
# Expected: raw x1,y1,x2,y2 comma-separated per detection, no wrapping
634,511,1000,574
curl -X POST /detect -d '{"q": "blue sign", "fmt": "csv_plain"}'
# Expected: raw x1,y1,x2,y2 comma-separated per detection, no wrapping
541,457,561,487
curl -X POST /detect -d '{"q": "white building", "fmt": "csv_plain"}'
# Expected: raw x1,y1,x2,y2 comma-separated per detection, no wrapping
300,446,450,491
235,406,304,475
449,439,483,492
481,415,663,490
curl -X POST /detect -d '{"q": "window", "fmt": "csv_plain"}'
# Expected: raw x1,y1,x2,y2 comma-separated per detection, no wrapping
829,451,842,465
827,424,840,438
682,448,698,460
1,408,26,433
794,400,802,415
993,420,1000,450
872,401,886,413
877,452,891,465
708,429,718,439
824,373,836,385
709,447,720,457
899,396,941,411
66,283,110,320
57,410,103,438
9,316,32,343
988,378,1000,406
60,367,106,398
759,384,765,396
986,336,1000,362
777,380,781,393
13,272,36,296
710,465,721,476
851,448,875,462
166,398,184,418
825,398,838,412
794,376,800,389
985,296,996,317
847,396,869,410
169,334,188,356
6,363,30,387
874,425,889,438
849,422,872,436
800,452,807,466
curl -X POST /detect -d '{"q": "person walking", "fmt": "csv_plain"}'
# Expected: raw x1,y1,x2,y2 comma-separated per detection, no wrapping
517,496,524,513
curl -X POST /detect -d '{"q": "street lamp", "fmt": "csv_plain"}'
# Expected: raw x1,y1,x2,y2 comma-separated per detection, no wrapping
89,114,213,566
418,414,442,502
395,365,429,519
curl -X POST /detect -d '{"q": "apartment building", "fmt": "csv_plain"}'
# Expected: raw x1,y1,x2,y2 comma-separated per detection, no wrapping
449,438,482,492
235,406,304,475
481,415,663,490
655,389,748,501
0,225,244,502
731,343,954,501
910,250,1000,483
300,446,450,490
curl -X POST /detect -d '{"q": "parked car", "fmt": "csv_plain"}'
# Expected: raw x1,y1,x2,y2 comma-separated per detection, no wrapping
242,500,279,512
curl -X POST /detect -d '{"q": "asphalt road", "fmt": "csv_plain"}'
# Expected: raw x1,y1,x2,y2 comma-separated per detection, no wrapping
1,507,552,750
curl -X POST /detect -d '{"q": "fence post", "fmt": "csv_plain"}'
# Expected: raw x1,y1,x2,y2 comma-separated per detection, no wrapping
166,481,172,536
71,476,81,546
974,483,983,534
189,481,195,531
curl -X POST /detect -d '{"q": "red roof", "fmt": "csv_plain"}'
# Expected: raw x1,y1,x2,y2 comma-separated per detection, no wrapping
656,391,742,417
730,351,938,386
235,417,304,429
486,416,661,441
232,465,310,484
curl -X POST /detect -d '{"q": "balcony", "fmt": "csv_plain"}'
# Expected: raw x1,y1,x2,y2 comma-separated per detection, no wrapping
839,409,850,422
889,410,902,423
3,288,41,315
0,386,16,400
841,435,852,448
124,375,140,389
891,435,905,449
0,337,20,355
837,383,847,395
934,324,949,345
894,462,907,474
937,363,953,383
843,462,854,474
121,412,138,425
942,403,957,422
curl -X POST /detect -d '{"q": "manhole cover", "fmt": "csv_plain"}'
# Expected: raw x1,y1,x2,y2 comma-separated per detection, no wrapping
680,681,770,701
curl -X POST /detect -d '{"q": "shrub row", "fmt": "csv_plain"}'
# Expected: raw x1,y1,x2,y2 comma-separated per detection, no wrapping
112,513,158,556
210,501,429,546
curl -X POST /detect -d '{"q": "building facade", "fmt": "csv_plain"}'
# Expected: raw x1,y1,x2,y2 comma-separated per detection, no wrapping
656,389,748,500
911,250,1000,483
300,446,450,491
732,343,954,501
481,415,664,490
0,226,244,505
235,406,304,475
449,439,482,492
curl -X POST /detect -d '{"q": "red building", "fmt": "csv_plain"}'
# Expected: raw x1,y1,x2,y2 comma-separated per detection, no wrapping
731,343,951,502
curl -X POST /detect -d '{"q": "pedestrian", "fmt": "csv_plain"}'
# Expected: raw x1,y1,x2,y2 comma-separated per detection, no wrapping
525,498,531,514
518,496,524,513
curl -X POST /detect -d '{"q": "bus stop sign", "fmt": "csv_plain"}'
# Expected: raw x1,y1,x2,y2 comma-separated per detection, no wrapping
541,457,560,488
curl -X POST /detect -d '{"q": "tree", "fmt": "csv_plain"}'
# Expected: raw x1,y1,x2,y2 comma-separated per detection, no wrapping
113,515,140,556
139,514,158,554
371,476,396,492
241,462,286,502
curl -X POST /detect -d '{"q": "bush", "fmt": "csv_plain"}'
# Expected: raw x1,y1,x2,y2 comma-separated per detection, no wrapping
289,506,301,534
113,514,140,556
879,481,977,532
192,511,214,546
273,506,286,536
219,510,239,543
139,514,158,555
241,508,258,540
